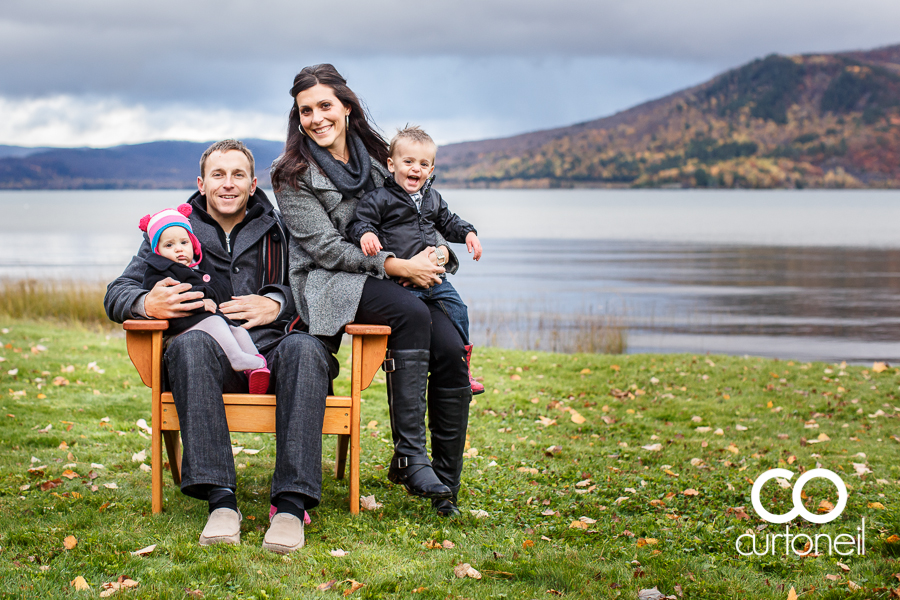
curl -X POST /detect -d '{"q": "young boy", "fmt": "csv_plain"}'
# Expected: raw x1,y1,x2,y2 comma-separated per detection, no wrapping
347,126,484,394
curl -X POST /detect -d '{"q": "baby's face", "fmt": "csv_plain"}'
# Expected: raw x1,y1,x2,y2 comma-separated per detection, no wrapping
157,226,194,266
387,140,436,194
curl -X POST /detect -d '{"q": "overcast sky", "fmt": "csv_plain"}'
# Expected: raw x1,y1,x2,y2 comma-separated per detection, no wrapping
2,0,898,148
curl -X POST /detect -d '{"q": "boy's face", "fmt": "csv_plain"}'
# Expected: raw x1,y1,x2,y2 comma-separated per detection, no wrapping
157,226,194,266
387,140,436,194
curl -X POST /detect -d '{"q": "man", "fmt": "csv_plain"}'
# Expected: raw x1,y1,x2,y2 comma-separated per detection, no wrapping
105,140,333,553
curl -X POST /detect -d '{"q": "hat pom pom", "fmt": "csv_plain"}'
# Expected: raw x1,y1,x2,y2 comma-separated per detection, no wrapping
177,204,193,217
138,214,151,232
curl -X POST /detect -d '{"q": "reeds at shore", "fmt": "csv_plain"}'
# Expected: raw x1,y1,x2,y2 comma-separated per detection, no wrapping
0,279,628,353
0,278,110,326
470,305,626,354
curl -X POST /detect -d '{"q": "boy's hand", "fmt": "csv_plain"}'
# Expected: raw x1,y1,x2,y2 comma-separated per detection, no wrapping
203,299,217,313
360,232,383,256
466,231,483,261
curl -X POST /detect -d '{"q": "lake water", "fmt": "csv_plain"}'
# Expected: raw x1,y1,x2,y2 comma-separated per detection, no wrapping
2,188,900,362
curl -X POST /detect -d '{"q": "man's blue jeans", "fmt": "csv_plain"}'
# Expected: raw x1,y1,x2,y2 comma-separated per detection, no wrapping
164,330,332,509
406,279,470,345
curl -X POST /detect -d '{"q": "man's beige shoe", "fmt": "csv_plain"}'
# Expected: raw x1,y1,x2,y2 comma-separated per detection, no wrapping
198,508,242,546
262,513,305,553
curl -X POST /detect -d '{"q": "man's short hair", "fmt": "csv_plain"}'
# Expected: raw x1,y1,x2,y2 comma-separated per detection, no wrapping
389,125,437,158
199,139,256,179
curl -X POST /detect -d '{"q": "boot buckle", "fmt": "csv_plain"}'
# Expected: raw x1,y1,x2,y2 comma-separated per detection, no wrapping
395,456,408,469
382,358,396,372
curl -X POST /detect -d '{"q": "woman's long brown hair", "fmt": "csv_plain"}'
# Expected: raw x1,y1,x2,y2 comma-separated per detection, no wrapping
270,64,389,192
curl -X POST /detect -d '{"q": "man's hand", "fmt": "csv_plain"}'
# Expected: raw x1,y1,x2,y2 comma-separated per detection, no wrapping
219,294,280,329
466,232,483,261
144,277,205,319
360,232,382,256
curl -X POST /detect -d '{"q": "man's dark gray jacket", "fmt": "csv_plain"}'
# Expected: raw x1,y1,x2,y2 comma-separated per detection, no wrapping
104,189,297,353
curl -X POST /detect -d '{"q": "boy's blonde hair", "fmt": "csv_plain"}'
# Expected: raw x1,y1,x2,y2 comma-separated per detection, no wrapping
389,125,437,158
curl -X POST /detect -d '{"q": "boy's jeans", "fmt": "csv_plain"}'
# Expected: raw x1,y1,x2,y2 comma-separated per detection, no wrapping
407,279,470,345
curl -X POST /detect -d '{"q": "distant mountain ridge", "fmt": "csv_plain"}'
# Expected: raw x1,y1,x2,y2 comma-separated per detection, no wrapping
2,43,900,189
0,139,283,189
437,44,900,188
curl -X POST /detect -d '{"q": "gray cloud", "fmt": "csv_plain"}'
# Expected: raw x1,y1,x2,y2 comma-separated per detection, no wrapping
1,0,897,145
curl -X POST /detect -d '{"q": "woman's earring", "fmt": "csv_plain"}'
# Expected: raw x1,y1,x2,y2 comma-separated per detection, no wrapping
298,124,305,136
345,114,350,131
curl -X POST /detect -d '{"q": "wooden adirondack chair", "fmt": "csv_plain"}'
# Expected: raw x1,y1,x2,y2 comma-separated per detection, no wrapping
123,319,390,514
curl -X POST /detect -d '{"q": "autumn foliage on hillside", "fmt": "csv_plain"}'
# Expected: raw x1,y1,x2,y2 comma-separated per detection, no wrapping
441,46,900,189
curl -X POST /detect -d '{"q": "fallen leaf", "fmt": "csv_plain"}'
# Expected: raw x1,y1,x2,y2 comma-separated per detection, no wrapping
642,443,663,452
64,535,78,550
638,587,675,600
522,540,534,549
787,587,798,600
868,502,886,510
541,509,559,516
130,544,156,556
873,362,889,373
570,411,586,424
40,478,61,491
837,561,850,572
886,535,900,544
579,516,597,524
683,489,700,496
453,563,482,579
637,537,659,548
71,576,90,591
185,590,204,598
230,446,243,456
517,467,540,474
569,520,588,529
316,580,337,591
131,450,146,463
442,540,455,549
825,574,841,581
61,469,78,480
345,579,365,595
544,445,562,456
469,509,489,519
104,483,118,490
135,418,152,433
848,581,861,591
359,495,383,511
330,549,349,557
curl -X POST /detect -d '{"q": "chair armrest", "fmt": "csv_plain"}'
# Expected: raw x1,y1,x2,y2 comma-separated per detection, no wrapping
124,319,169,331
345,324,391,336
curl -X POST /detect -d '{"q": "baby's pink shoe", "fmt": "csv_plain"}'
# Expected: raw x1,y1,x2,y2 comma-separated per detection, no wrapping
245,354,270,395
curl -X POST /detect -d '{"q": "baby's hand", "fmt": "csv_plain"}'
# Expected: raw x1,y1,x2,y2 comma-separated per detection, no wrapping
466,231,483,261
360,232,383,257
203,299,217,313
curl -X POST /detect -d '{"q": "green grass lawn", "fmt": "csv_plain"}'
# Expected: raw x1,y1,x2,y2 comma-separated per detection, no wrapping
0,320,898,599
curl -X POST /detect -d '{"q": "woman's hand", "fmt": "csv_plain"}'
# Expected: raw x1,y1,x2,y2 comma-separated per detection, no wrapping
384,247,444,288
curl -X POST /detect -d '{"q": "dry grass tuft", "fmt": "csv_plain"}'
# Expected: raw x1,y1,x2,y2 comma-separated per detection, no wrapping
0,278,111,326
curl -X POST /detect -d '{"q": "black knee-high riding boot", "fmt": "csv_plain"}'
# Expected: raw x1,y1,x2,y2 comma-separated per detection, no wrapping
427,384,472,515
385,349,452,499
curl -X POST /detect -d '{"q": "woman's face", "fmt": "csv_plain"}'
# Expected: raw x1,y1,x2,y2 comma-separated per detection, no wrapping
295,83,351,154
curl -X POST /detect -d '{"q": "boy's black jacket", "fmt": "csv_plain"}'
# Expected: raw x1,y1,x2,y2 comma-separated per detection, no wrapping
347,176,476,260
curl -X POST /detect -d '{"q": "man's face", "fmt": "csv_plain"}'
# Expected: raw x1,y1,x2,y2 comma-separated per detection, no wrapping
197,150,257,224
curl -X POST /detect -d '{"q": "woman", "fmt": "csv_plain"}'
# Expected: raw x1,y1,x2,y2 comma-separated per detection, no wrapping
271,64,471,516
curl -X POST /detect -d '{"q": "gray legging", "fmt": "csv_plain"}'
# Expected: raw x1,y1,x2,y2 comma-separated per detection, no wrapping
181,316,265,372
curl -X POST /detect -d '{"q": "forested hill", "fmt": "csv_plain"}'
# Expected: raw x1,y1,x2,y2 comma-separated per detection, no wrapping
439,44,900,188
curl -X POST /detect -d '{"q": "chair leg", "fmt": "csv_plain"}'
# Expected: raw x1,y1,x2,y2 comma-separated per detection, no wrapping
334,434,349,480
163,431,182,485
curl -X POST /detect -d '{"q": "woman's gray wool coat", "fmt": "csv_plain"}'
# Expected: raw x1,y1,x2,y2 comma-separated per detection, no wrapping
275,158,456,336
